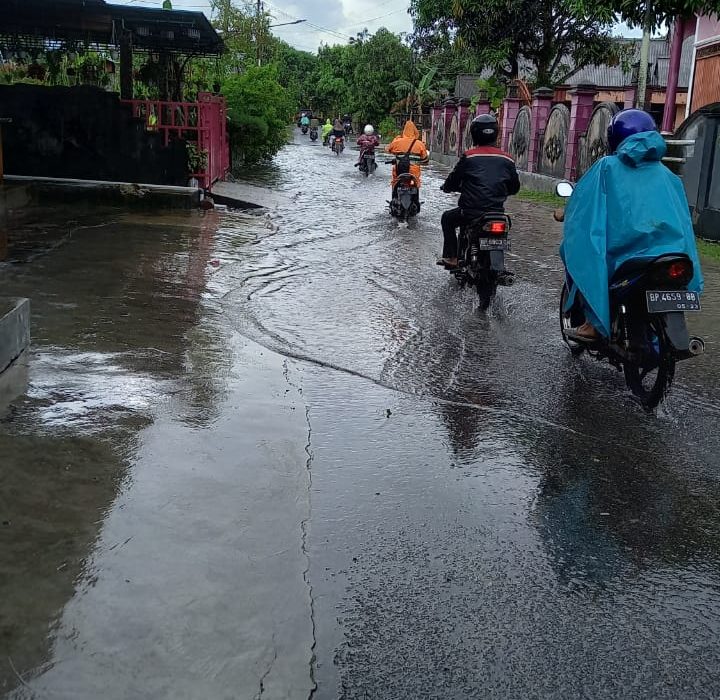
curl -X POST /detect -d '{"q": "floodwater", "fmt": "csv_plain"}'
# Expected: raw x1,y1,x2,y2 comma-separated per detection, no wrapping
2,132,720,699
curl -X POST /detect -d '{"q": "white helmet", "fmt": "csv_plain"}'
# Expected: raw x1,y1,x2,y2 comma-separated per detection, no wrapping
364,124,374,135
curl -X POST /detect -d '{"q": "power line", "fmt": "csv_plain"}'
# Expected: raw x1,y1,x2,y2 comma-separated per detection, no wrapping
263,1,349,40
339,7,408,31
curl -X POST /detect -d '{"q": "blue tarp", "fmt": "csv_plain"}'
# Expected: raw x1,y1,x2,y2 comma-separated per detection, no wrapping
560,131,704,337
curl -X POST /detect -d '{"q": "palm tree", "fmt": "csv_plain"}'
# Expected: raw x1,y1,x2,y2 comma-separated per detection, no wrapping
392,65,440,122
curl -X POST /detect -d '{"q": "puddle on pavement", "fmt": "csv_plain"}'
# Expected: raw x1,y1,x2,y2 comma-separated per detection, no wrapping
2,134,720,698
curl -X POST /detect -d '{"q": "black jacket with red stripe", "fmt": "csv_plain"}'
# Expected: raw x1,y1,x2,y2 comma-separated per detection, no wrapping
441,146,520,212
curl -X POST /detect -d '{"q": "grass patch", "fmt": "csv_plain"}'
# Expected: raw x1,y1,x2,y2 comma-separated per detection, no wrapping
515,188,564,207
697,237,720,262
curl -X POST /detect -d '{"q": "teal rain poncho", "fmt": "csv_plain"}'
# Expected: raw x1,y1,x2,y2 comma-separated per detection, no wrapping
560,131,703,338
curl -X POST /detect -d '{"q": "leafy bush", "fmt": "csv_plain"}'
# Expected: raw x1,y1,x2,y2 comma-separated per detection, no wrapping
222,64,294,166
471,77,506,111
378,116,399,141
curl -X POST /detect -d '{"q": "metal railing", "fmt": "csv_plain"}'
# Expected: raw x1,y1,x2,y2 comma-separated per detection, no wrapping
121,93,229,190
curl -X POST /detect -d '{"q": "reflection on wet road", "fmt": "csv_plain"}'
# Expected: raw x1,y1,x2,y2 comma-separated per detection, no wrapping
2,132,720,699
222,135,720,698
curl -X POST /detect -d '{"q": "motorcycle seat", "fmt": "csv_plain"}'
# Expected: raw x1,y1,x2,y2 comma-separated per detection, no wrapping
465,211,507,223
612,253,691,282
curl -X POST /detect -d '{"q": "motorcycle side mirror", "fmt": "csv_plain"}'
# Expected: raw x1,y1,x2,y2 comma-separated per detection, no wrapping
556,181,574,198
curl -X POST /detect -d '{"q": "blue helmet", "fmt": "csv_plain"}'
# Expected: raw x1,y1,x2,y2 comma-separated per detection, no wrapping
607,109,657,153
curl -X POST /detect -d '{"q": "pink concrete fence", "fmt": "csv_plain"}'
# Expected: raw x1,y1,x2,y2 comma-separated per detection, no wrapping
430,84,618,182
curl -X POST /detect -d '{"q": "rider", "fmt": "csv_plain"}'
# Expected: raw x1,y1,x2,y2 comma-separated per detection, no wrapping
330,117,345,147
321,118,333,145
385,120,429,200
355,124,380,167
560,108,703,340
300,113,310,129
438,114,519,268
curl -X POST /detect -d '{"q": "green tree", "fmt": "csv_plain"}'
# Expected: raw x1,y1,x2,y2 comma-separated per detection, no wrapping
410,0,619,87
602,0,720,29
222,64,294,165
392,64,442,120
309,43,353,117
271,41,319,108
348,28,413,125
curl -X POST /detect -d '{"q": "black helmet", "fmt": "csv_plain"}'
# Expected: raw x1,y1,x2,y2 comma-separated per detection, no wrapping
470,114,498,146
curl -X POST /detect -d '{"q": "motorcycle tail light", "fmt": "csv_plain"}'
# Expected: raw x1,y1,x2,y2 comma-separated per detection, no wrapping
484,221,507,235
664,259,693,285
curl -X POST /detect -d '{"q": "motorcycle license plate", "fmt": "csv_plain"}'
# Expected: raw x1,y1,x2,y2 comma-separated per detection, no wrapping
646,290,701,312
476,237,510,251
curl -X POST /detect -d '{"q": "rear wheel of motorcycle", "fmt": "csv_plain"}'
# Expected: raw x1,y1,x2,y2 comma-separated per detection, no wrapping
559,282,586,356
475,272,497,311
623,320,676,410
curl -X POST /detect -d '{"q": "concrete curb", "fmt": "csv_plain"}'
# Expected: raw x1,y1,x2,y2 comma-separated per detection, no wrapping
0,297,30,374
4,175,202,210
211,181,293,210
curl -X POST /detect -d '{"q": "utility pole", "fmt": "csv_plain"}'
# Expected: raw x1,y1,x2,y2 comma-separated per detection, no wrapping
635,0,653,110
256,0,262,66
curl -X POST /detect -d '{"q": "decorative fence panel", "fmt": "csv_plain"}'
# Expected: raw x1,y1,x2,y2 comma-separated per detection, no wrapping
463,117,473,152
576,101,618,179
508,106,531,171
447,112,461,157
537,104,569,179
432,114,444,153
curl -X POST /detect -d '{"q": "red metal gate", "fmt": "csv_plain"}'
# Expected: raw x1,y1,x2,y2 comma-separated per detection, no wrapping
197,93,229,190
122,92,229,191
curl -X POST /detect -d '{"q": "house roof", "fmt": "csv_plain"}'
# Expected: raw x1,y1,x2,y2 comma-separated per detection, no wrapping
0,0,223,55
453,35,694,96
568,35,693,89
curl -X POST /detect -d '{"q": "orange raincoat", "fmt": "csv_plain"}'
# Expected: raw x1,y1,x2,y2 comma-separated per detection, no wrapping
385,120,429,187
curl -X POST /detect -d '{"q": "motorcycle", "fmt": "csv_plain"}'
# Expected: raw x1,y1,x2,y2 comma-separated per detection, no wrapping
301,124,309,135
358,149,376,176
309,126,318,142
387,173,420,222
331,135,345,156
344,120,353,136
450,212,513,310
385,155,422,222
555,181,705,409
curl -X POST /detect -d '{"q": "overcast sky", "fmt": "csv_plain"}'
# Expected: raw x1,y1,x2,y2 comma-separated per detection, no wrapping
110,0,642,53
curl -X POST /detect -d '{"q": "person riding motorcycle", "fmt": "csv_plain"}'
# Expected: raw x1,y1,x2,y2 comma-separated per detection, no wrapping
321,118,333,146
330,117,345,148
355,124,380,168
438,114,520,268
300,114,310,128
385,120,429,200
559,108,703,340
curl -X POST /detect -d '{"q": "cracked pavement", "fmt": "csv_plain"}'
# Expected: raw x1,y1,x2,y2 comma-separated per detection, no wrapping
3,134,720,698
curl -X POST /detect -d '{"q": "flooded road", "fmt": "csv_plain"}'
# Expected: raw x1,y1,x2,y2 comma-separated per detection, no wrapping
3,132,720,698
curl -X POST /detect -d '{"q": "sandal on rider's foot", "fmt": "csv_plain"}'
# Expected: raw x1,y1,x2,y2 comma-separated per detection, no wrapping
568,322,600,341
437,257,459,269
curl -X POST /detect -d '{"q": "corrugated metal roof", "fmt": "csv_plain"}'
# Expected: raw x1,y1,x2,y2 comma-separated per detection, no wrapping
453,35,693,96
455,74,484,99
568,35,694,88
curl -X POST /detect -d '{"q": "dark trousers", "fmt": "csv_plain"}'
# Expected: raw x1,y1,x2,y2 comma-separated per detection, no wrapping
441,207,475,258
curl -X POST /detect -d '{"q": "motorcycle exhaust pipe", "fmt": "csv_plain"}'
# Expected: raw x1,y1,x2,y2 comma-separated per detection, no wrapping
689,336,705,356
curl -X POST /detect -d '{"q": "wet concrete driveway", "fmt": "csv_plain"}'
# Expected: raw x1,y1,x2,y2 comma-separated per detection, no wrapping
2,135,720,699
